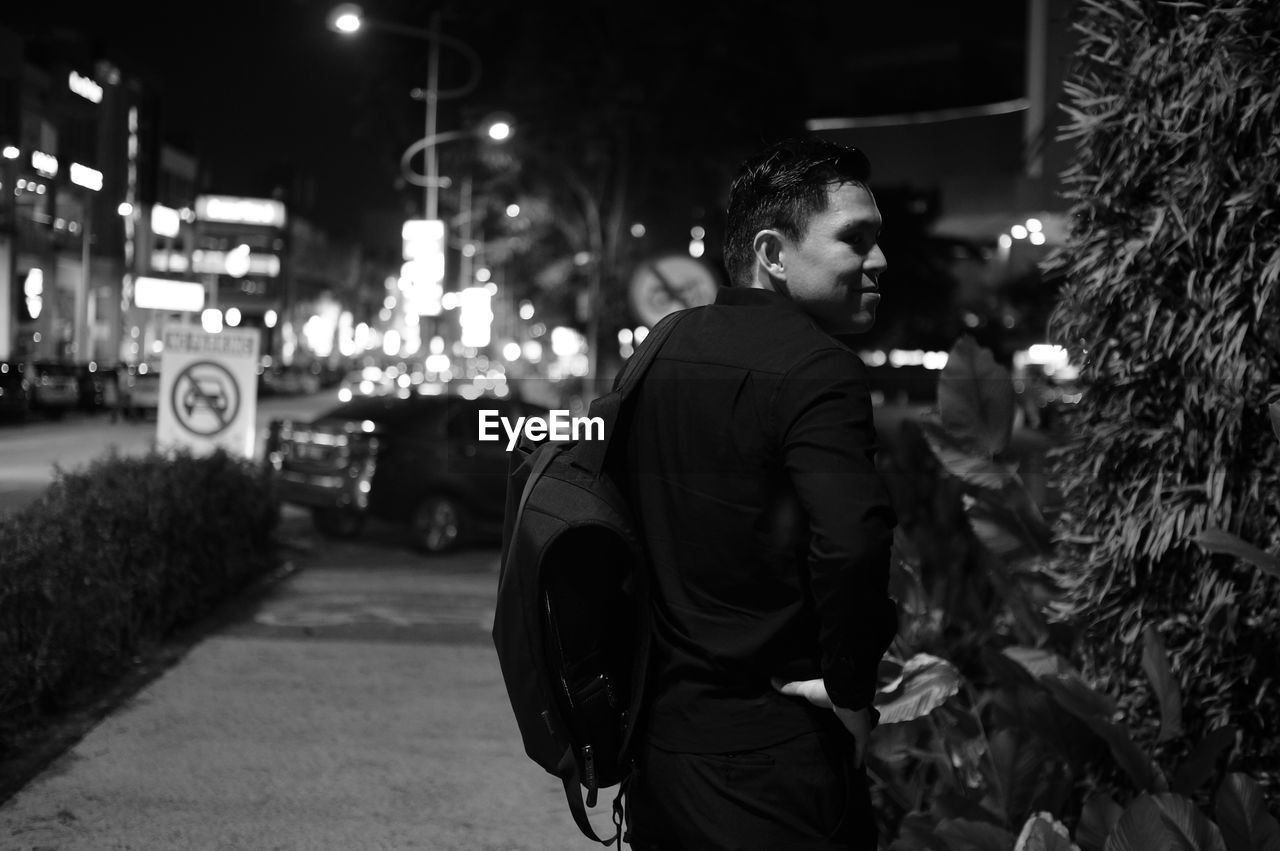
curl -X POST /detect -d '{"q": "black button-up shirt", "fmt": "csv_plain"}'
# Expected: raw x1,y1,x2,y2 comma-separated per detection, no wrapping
623,286,898,752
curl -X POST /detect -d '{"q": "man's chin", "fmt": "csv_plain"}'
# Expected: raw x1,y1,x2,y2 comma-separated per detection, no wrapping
833,311,876,335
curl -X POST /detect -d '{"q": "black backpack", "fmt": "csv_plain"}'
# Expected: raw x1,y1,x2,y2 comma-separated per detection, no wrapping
492,310,688,847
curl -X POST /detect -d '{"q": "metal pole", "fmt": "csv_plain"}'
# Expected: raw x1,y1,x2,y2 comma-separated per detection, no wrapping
424,10,441,221
76,191,92,360
458,174,472,290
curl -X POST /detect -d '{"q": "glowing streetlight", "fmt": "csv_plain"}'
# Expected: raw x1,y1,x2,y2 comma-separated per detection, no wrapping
328,4,362,33
328,5,502,222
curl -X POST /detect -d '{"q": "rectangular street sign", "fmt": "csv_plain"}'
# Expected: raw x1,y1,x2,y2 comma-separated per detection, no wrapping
156,322,261,459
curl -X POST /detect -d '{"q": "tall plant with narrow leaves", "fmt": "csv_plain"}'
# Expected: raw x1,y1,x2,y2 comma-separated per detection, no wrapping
1045,0,1280,782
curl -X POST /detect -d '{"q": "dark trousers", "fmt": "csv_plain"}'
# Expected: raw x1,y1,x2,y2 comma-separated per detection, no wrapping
626,729,876,850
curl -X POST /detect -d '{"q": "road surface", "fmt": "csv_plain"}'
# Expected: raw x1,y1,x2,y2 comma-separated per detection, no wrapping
0,390,340,518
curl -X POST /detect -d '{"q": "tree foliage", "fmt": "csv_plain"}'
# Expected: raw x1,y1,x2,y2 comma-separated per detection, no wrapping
1045,0,1280,782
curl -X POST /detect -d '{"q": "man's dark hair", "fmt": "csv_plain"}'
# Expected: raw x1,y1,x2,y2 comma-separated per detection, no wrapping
723,138,872,287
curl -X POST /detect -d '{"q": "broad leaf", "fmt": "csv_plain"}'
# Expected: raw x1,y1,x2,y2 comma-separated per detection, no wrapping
874,652,963,724
920,418,1018,491
1269,401,1280,446
1040,676,1166,793
933,790,1006,826
1104,794,1227,851
1003,646,1079,679
1192,530,1280,580
1141,625,1184,742
983,647,1041,689
988,729,1051,826
937,817,1018,851
966,495,1053,564
938,335,1017,456
1078,794,1124,851
1214,773,1280,851
1172,726,1237,797
969,502,1034,560
1014,813,1078,851
891,842,952,851
998,476,1056,553
897,812,953,851
1037,672,1116,718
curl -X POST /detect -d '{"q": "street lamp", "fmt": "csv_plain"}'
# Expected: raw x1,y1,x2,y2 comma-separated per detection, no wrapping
327,3,488,221
397,112,516,203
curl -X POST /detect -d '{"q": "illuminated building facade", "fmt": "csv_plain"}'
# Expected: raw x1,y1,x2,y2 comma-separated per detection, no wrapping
0,25,145,363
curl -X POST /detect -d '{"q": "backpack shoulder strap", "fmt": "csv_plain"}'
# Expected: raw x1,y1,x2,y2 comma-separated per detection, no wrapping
557,747,620,846
609,308,690,397
575,308,692,476
499,443,561,578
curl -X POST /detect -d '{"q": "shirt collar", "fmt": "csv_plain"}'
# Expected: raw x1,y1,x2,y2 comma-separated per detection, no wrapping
714,285,798,310
711,286,862,349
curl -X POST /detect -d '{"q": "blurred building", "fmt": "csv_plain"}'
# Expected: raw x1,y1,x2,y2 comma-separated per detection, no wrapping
0,24,150,364
809,0,1077,347
0,22,371,372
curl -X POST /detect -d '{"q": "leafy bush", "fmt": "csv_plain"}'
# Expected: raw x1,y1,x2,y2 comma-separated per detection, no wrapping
869,336,1278,850
0,449,279,750
1044,0,1280,779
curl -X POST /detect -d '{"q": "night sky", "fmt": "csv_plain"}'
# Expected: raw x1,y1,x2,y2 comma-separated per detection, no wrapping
4,1,1028,247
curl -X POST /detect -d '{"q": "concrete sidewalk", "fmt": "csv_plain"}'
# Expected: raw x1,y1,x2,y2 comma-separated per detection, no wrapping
0,539,618,850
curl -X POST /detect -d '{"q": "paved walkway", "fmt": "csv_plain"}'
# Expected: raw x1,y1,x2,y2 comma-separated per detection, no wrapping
0,534,612,850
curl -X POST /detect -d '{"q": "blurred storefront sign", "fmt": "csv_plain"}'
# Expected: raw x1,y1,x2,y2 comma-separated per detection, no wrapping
69,163,103,191
195,195,287,228
31,150,58,177
151,204,181,238
458,285,493,348
150,249,281,277
401,219,446,317
68,70,103,103
134,276,205,312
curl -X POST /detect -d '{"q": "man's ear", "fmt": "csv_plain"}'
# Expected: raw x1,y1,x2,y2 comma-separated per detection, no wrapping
752,230,786,280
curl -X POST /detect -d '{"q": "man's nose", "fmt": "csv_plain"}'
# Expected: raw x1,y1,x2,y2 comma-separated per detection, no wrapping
866,245,887,277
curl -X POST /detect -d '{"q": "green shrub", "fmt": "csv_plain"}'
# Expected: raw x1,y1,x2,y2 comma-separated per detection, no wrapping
1045,0,1280,781
871,336,1278,849
0,449,279,748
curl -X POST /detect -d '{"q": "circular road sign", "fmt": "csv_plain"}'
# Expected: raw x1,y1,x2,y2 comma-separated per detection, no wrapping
170,360,240,437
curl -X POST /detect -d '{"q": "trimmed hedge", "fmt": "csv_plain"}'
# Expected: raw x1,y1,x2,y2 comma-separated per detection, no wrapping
0,449,279,749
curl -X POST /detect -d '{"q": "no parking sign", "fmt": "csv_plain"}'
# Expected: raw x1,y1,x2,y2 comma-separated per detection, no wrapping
157,323,261,458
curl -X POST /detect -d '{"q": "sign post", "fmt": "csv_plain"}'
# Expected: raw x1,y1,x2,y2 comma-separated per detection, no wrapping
157,322,261,459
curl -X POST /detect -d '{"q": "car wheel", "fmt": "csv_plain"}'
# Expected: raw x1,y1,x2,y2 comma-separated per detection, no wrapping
410,495,465,554
312,507,366,539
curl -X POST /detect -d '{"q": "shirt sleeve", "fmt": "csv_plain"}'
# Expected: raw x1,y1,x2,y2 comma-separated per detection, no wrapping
775,346,899,710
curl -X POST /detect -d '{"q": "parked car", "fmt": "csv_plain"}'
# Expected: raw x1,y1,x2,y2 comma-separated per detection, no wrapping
117,363,161,421
0,361,30,420
28,361,81,419
265,393,548,553
259,364,321,397
77,362,119,412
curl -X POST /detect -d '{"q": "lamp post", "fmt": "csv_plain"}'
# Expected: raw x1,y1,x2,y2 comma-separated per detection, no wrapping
327,3,484,221
397,117,512,215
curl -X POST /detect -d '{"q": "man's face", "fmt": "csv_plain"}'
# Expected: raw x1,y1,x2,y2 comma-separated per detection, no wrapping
779,182,886,335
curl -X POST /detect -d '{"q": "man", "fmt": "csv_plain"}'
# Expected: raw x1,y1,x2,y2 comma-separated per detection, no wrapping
623,138,898,849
